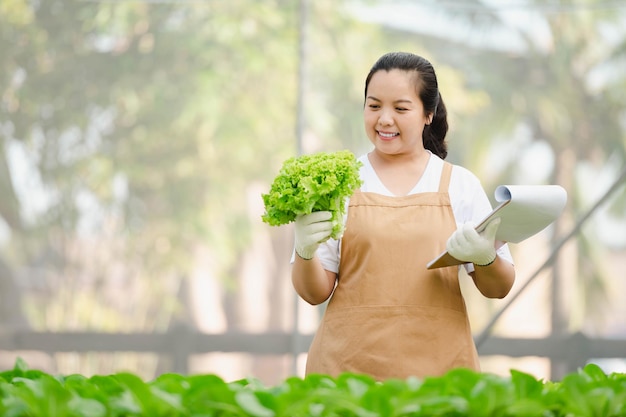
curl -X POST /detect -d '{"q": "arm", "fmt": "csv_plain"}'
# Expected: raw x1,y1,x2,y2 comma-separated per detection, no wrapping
291,255,337,305
291,211,338,305
469,242,515,299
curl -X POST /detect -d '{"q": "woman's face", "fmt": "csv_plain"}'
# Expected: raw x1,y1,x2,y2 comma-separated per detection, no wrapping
364,69,431,157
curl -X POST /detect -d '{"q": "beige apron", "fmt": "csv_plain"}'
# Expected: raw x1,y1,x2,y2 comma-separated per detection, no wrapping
305,162,479,381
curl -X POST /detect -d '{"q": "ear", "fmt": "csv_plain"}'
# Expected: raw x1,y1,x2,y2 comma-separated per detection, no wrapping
427,114,433,125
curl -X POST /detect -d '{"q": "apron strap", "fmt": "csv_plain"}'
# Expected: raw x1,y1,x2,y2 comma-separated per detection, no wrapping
438,162,453,193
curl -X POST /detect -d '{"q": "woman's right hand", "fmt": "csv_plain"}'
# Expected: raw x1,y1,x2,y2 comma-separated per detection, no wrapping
294,211,333,260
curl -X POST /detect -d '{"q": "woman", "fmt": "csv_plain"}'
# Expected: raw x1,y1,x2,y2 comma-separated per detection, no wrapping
291,52,515,381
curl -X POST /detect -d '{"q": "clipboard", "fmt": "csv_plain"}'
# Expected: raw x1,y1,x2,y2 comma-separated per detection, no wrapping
427,185,567,270
427,200,510,269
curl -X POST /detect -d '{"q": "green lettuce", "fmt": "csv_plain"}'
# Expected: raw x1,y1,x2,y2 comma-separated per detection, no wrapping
261,150,363,239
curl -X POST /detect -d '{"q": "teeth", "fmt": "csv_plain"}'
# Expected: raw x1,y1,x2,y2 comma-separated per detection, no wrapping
379,132,398,138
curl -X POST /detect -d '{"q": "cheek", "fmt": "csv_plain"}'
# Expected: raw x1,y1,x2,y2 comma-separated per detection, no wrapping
363,111,377,127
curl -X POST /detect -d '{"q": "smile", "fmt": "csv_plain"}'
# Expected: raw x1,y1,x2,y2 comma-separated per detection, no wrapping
378,131,399,139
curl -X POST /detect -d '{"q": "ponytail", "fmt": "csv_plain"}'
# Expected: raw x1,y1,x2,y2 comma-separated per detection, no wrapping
423,93,448,159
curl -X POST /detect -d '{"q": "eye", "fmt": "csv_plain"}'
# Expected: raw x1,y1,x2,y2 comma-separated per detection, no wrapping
368,104,380,109
396,107,408,111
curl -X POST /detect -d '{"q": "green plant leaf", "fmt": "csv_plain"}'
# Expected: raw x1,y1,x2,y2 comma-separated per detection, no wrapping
504,399,551,417
336,373,375,399
111,372,184,416
235,390,275,417
183,374,242,414
14,358,29,374
109,390,142,416
582,363,609,382
11,375,73,417
510,369,544,400
151,373,190,395
67,396,107,417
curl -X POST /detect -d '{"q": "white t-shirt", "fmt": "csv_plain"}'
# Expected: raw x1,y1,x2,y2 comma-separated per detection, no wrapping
316,151,514,273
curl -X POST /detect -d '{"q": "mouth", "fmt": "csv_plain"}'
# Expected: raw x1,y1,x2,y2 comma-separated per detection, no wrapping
377,131,399,141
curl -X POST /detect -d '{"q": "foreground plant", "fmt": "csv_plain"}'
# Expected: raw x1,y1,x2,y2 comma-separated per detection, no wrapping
1,358,625,416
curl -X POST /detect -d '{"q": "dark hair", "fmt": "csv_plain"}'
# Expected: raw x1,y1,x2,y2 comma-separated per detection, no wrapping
364,52,448,159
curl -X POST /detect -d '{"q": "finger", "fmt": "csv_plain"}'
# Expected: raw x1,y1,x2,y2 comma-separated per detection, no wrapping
447,229,464,253
481,217,501,239
452,223,473,247
446,237,459,253
306,221,333,235
307,211,332,223
311,230,332,244
460,222,478,239
296,211,331,227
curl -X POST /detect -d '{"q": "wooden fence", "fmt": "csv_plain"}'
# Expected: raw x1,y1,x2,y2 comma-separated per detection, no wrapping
1,327,624,377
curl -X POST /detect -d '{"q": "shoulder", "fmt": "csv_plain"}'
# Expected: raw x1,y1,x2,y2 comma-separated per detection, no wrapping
447,162,492,223
449,163,484,191
426,154,482,189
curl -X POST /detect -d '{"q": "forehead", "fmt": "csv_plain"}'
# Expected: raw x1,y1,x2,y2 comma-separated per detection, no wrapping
367,69,420,100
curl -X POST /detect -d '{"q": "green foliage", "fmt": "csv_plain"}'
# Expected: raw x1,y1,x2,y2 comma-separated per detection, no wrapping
1,359,625,416
261,150,363,239
0,0,312,336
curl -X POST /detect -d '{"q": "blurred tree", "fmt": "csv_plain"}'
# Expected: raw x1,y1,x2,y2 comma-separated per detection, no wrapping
0,0,307,375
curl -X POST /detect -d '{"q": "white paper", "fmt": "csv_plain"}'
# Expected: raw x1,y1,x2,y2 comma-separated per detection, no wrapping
478,185,568,243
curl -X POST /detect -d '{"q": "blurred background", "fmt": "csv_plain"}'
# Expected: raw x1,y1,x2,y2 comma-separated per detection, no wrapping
1,0,625,386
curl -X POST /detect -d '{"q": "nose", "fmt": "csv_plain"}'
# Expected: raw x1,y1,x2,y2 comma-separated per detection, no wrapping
378,109,393,127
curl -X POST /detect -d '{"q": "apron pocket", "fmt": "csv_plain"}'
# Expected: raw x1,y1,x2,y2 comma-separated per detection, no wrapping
309,305,478,380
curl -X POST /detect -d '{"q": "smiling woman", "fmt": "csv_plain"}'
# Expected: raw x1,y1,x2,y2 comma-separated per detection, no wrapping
289,51,516,381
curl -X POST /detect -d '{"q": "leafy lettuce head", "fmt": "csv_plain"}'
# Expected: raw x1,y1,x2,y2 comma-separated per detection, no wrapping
261,150,363,239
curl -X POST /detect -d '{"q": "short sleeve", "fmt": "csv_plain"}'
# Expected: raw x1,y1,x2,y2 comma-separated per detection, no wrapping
316,237,341,273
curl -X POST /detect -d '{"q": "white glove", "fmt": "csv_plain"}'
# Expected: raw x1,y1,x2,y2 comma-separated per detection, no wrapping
294,211,333,260
446,217,501,266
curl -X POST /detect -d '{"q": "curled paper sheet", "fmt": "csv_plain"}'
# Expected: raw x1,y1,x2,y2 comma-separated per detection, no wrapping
427,184,568,270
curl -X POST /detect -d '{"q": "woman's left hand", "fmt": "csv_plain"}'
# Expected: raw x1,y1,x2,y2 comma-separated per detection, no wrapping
446,217,501,266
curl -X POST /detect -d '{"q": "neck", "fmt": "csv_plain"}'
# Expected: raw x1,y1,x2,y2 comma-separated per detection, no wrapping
370,148,430,166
